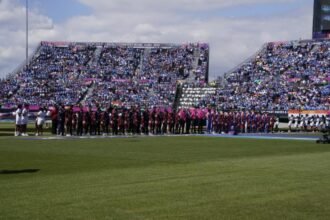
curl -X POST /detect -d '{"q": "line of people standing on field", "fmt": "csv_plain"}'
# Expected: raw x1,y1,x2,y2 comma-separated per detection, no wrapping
46,104,278,137
12,104,48,136
288,114,330,132
12,104,30,136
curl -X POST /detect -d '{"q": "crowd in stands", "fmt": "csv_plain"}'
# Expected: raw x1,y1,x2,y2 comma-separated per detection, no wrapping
0,42,208,110
1,39,329,114
83,44,208,108
0,77,19,101
216,40,330,111
1,42,96,107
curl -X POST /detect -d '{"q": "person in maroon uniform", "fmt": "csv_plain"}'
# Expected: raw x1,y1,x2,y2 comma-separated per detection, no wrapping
132,108,139,135
90,109,97,135
112,108,118,135
100,109,105,135
124,109,130,135
72,108,78,135
95,106,102,135
263,113,270,133
102,108,110,135
140,109,144,135
162,109,168,134
143,109,150,135
212,109,219,134
255,113,261,133
223,112,229,133
229,112,234,133
179,109,187,134
83,107,91,135
175,110,180,134
218,111,224,134
168,110,175,134
119,109,125,135
185,109,191,134
190,108,196,134
270,115,276,133
236,112,241,133
49,105,58,135
197,109,205,134
156,109,162,135
136,107,142,135
65,105,73,136
150,107,156,134
130,108,135,134
77,105,84,136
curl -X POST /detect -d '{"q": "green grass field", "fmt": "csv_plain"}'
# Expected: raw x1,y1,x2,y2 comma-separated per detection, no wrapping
0,122,52,136
1,136,330,219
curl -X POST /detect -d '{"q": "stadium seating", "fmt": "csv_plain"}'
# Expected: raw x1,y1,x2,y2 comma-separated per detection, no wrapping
220,39,330,111
0,39,329,112
190,39,330,111
0,42,209,109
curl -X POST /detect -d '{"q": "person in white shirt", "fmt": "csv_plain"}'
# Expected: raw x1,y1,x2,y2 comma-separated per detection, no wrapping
320,115,326,130
36,107,47,136
310,116,315,132
288,115,294,132
21,104,29,136
304,114,310,132
293,115,299,131
13,104,23,136
315,115,321,132
299,115,305,132
274,116,280,132
326,114,330,128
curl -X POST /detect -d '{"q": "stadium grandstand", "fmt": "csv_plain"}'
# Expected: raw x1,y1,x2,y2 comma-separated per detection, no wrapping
0,39,329,113
178,39,330,111
0,41,209,109
1,38,330,114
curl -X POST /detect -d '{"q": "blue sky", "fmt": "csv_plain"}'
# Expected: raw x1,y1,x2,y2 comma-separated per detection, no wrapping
19,0,91,23
39,0,90,23
0,0,315,79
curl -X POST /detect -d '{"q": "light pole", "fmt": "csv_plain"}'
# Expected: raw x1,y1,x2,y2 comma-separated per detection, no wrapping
26,0,29,70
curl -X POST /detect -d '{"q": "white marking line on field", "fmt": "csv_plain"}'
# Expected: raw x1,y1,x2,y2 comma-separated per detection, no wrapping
206,134,318,141
17,134,319,141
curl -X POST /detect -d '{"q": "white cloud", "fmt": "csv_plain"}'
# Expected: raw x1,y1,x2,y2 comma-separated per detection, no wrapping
0,0,53,77
0,0,313,80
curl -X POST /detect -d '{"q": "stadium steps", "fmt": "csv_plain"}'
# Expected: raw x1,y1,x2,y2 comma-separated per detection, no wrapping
311,43,321,53
78,46,102,105
183,47,201,84
173,84,183,110
88,46,103,66
141,48,151,72
193,46,200,69
80,81,95,105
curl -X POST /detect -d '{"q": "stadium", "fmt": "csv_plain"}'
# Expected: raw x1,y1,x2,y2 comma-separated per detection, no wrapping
0,0,330,219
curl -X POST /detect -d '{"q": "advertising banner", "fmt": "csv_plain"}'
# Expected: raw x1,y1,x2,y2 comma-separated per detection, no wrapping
288,110,330,117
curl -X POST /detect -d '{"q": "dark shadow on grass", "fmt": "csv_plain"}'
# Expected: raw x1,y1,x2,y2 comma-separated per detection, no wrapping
0,169,40,175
